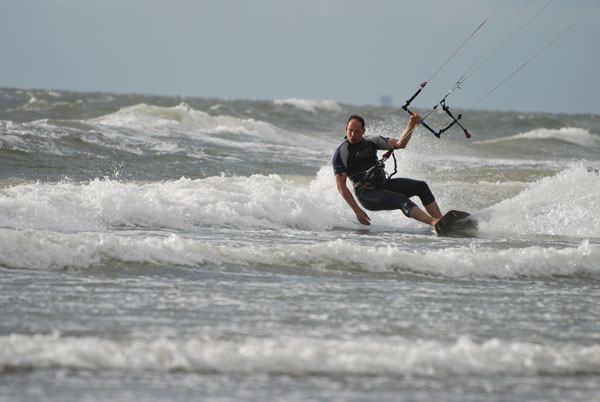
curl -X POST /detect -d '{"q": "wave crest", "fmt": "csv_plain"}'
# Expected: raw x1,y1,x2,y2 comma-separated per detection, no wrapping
482,127,598,148
2,333,599,376
274,98,342,113
89,102,285,138
2,228,598,278
483,164,600,238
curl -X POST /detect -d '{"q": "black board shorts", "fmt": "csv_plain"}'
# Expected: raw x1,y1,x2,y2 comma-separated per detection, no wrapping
356,178,436,217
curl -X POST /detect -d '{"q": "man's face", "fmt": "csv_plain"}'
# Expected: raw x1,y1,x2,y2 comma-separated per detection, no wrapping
346,119,365,144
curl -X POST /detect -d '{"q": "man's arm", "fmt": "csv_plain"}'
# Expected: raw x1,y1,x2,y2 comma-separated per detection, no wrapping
335,173,371,225
387,114,423,150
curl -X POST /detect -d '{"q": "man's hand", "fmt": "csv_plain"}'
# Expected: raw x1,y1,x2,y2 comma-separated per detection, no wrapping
408,113,423,128
355,209,371,225
391,113,424,150
335,173,371,226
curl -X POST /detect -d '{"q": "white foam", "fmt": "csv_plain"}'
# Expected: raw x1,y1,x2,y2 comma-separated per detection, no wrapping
2,333,599,376
86,103,334,154
482,164,600,238
0,172,353,233
0,121,29,151
274,98,342,113
90,103,284,141
0,179,185,232
20,93,84,111
2,161,598,239
92,103,269,135
1,228,598,277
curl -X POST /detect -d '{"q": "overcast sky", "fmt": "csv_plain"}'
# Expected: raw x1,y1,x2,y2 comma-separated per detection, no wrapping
1,0,599,114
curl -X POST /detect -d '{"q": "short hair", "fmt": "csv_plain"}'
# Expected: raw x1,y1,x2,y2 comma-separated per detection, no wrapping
346,115,365,129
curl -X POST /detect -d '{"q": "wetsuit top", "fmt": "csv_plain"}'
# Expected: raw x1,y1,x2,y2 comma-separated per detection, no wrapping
332,134,389,188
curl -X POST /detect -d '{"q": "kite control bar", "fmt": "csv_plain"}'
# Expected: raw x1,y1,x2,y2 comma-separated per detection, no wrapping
402,82,472,139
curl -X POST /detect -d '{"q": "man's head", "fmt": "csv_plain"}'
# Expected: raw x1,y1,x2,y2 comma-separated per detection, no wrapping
346,115,366,144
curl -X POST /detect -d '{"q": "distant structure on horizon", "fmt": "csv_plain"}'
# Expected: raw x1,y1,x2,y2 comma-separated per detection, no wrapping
379,95,393,107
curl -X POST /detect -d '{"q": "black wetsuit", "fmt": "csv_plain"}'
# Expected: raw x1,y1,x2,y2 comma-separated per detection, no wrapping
332,134,435,217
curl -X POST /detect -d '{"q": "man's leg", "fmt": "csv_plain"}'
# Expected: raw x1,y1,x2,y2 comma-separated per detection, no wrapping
384,178,442,226
384,178,437,208
408,206,440,226
425,201,443,219
357,188,441,227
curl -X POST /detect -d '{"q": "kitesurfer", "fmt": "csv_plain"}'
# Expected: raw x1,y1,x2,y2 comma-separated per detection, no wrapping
332,114,443,227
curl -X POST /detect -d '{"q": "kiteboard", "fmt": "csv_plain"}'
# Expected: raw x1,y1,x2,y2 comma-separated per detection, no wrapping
434,210,477,236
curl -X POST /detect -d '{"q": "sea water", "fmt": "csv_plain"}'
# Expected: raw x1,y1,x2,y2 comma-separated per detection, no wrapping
1,88,599,401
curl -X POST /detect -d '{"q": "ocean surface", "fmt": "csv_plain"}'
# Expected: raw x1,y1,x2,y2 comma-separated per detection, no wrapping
1,87,599,402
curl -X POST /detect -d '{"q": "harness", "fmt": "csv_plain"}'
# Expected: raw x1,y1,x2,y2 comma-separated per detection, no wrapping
349,149,397,191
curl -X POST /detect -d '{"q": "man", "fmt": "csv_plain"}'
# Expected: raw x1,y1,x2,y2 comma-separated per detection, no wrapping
332,114,443,227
